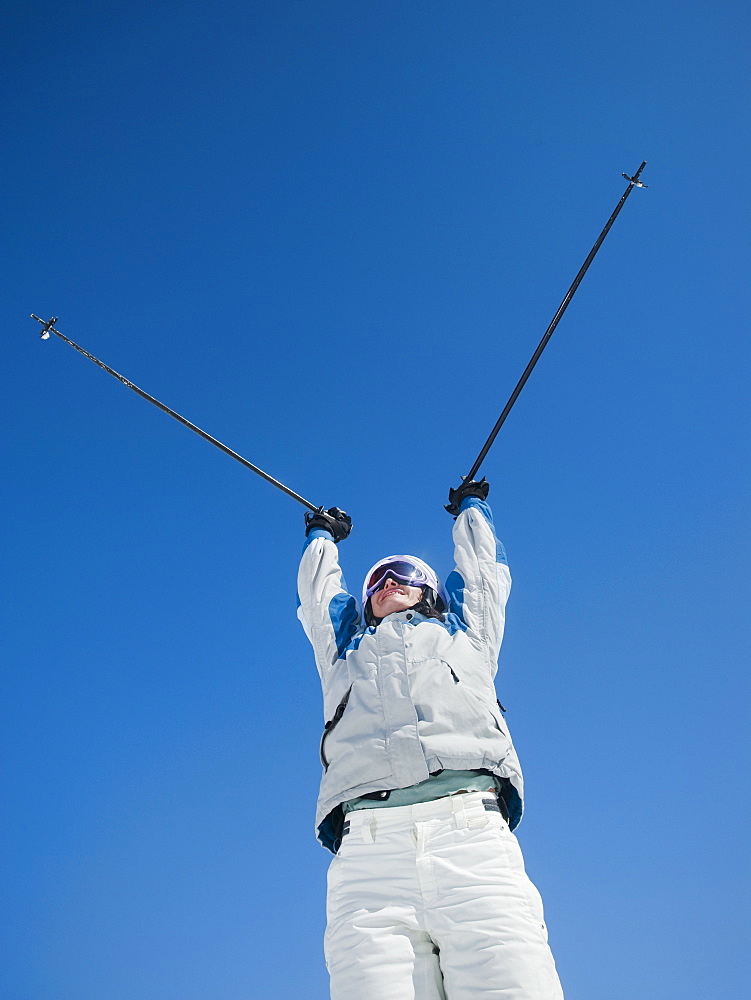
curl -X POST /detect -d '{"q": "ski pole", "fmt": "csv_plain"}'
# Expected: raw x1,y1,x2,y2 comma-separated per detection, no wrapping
31,315,321,512
464,162,648,483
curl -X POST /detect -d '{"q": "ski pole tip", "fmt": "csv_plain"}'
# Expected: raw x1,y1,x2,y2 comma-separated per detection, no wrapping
31,313,58,339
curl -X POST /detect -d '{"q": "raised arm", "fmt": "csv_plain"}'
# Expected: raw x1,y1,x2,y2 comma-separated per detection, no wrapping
444,480,512,674
296,507,360,678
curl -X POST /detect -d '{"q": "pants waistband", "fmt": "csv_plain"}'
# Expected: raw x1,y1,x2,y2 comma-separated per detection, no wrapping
340,791,506,842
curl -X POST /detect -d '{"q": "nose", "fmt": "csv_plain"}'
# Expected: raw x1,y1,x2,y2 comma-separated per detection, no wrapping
382,576,399,591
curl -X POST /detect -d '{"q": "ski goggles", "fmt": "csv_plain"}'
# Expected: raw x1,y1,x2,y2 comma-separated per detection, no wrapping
364,560,430,600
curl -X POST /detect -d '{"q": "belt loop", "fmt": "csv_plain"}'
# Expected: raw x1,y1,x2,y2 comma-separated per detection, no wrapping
361,810,376,844
451,794,468,829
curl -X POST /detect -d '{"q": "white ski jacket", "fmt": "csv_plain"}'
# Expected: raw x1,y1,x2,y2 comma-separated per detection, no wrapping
297,498,524,853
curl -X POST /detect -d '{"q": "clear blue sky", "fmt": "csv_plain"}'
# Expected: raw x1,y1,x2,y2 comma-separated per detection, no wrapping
3,2,749,997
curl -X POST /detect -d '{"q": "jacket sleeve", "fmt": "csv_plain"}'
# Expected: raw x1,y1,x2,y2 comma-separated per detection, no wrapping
446,497,512,675
297,528,362,678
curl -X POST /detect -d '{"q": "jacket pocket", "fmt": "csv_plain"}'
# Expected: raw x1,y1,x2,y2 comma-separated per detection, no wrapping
445,665,509,739
320,684,353,771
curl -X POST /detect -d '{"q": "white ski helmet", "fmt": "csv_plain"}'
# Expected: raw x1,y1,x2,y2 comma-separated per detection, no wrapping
362,555,449,624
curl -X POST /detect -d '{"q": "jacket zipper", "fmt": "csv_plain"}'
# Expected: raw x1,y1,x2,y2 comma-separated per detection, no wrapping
320,685,352,771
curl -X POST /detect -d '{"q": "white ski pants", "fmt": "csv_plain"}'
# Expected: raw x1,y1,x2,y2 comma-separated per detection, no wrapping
325,792,563,1000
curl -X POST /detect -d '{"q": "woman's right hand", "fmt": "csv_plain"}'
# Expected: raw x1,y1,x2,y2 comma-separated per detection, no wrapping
304,506,353,542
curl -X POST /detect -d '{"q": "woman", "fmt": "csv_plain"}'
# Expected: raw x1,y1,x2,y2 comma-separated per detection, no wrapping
297,479,563,1000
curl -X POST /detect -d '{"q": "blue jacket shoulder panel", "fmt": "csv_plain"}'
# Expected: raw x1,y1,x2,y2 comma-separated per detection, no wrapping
329,591,362,658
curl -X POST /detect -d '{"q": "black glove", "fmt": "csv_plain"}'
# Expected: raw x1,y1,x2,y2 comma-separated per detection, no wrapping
445,477,490,517
304,506,353,542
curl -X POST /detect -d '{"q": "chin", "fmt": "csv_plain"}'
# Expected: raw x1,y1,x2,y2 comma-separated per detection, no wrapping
379,602,410,615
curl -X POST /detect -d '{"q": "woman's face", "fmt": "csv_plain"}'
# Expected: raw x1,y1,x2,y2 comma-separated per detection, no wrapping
370,575,423,619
